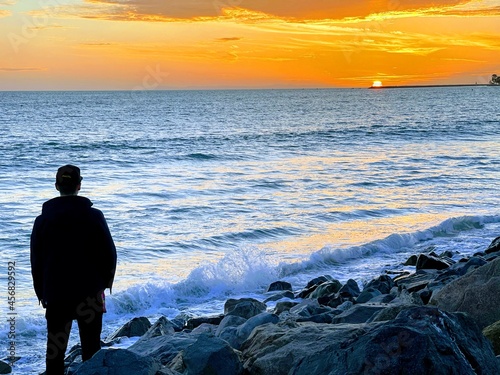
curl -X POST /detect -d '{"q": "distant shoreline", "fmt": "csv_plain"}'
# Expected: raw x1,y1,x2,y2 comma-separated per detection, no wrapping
369,83,497,89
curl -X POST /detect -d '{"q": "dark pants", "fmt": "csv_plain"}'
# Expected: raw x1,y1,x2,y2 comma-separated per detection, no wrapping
45,296,104,375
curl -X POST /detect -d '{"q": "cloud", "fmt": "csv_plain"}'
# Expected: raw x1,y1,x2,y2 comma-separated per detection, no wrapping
37,0,500,24
80,0,473,21
0,9,10,17
216,37,242,42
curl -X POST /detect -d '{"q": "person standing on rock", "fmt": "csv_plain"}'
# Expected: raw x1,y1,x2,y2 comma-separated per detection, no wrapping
30,165,117,375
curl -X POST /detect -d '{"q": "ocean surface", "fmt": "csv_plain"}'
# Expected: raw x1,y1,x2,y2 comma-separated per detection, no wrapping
0,87,499,373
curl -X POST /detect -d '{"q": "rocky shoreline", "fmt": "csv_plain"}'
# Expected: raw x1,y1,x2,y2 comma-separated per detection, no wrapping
4,237,500,375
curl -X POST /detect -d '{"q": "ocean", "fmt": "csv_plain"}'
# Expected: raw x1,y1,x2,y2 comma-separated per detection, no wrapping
1,87,499,373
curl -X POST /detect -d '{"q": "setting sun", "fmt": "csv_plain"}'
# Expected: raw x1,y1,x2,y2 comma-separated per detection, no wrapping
372,81,383,88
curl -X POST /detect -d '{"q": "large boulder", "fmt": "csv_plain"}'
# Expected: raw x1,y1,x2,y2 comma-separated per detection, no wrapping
430,256,500,328
106,317,152,341
331,304,386,324
483,320,500,355
241,306,500,375
129,332,199,366
169,334,243,375
221,312,279,350
416,254,453,271
308,280,342,299
485,236,500,254
74,348,160,375
266,281,292,292
224,298,267,319
139,316,176,341
0,361,11,375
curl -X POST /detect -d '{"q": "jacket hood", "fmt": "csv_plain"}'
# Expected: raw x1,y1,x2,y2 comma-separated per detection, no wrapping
41,196,93,215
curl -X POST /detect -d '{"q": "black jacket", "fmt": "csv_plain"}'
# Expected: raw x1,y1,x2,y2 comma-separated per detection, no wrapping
30,195,117,305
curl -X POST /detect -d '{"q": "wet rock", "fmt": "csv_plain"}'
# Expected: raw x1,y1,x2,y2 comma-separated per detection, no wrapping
229,313,279,350
430,257,500,329
216,315,247,337
240,306,500,375
485,236,500,254
169,334,243,375
185,314,224,330
273,301,299,315
364,275,395,294
0,361,11,375
129,332,199,366
266,281,292,292
394,269,439,293
140,316,176,341
483,320,500,355
289,299,330,318
74,348,160,375
106,317,152,341
296,275,333,298
224,298,267,319
331,304,386,324
404,254,418,266
338,279,361,298
356,287,381,303
309,280,343,299
416,254,453,271
263,291,294,303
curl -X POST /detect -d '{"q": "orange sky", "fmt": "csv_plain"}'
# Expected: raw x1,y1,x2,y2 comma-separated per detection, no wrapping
1,0,499,90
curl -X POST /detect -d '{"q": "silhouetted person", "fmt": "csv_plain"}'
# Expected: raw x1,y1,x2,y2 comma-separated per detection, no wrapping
31,165,117,375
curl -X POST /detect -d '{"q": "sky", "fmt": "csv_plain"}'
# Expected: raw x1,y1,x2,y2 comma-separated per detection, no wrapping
1,0,500,90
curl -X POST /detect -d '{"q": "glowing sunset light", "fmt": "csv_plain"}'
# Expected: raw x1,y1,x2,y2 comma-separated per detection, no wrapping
1,0,500,90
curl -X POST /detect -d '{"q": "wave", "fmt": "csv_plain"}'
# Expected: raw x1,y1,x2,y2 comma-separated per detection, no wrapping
102,215,500,319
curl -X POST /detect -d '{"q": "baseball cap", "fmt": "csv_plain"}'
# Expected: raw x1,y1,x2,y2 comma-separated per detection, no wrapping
56,165,82,186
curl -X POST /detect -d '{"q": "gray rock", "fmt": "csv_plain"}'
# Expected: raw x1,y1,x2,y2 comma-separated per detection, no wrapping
308,280,342,299
241,306,500,375
215,315,247,337
229,313,279,350
336,300,354,311
367,304,420,322
364,274,395,294
191,323,218,335
296,275,333,298
74,348,160,375
0,360,11,375
404,254,418,266
485,236,500,254
263,291,294,303
416,253,453,271
394,269,439,293
483,320,500,355
129,332,199,366
338,279,360,298
169,334,243,375
331,304,386,324
224,298,267,319
451,256,487,275
355,287,381,303
185,314,224,330
266,281,292,292
106,317,152,341
430,256,500,328
273,301,299,315
289,299,330,317
140,316,176,341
